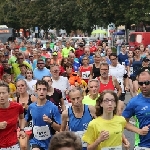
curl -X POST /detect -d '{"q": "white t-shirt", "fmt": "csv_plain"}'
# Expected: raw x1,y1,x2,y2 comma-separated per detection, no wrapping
25,79,37,95
52,76,70,99
109,64,127,93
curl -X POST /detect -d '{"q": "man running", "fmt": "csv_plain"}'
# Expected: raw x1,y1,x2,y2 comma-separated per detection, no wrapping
61,87,96,150
24,80,61,150
0,81,25,149
123,71,150,149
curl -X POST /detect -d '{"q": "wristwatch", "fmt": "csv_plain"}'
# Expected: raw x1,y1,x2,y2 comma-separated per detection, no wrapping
50,120,54,126
20,129,24,131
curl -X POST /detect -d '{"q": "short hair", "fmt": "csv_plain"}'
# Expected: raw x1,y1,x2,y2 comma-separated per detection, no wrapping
100,62,109,69
49,131,82,150
109,52,118,59
64,62,72,70
138,70,150,79
17,52,23,57
3,73,11,80
0,81,10,92
37,58,44,63
95,90,118,116
19,64,27,68
88,79,100,87
36,80,49,90
68,87,83,97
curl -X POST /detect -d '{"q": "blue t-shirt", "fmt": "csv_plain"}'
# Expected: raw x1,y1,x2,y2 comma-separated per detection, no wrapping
16,74,25,81
25,100,61,150
118,53,128,65
33,67,51,80
79,55,94,65
122,93,150,147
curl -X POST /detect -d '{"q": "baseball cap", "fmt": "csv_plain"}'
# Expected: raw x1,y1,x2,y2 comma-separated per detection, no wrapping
142,57,149,62
52,51,58,56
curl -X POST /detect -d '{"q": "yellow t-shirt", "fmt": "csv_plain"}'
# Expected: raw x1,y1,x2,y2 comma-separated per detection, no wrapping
62,46,75,58
9,83,16,98
82,115,126,150
82,94,100,106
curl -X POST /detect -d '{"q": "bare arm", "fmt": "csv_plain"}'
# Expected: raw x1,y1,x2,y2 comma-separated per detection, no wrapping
113,77,122,97
19,114,26,129
89,65,93,80
60,98,66,111
60,110,68,131
88,105,96,118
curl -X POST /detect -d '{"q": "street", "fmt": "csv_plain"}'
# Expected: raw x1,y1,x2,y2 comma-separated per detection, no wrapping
124,92,134,150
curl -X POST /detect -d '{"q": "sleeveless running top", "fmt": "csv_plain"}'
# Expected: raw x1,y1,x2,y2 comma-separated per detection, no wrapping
17,95,32,116
68,105,93,150
132,59,142,77
79,66,91,83
92,64,100,79
98,76,115,93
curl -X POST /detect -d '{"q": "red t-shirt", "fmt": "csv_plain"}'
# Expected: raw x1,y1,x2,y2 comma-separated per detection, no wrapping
90,46,97,53
0,64,4,80
75,49,84,58
0,102,24,148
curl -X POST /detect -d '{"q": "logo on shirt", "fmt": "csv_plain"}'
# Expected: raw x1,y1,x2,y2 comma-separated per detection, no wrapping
141,106,148,111
83,123,88,130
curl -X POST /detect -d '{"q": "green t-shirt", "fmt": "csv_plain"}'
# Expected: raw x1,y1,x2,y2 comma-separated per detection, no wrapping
62,46,75,58
82,94,100,106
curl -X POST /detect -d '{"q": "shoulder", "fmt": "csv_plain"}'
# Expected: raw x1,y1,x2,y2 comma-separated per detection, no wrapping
62,109,68,118
88,105,96,116
114,115,126,122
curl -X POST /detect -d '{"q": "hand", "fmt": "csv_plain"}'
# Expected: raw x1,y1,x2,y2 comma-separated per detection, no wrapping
125,86,129,91
0,121,7,129
43,114,51,123
123,138,130,150
98,130,109,142
138,125,150,135
18,131,26,139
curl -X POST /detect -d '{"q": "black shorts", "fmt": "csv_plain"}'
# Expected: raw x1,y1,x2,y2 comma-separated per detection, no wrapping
119,93,125,101
31,144,45,150
129,76,136,81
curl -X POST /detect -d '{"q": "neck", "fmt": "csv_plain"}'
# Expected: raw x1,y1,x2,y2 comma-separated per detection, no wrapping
89,93,98,100
19,92,28,98
135,55,140,59
0,101,10,108
101,111,114,120
111,64,117,67
52,76,60,80
72,105,84,113
26,78,32,81
83,64,88,67
37,98,47,106
101,76,109,80
21,73,25,76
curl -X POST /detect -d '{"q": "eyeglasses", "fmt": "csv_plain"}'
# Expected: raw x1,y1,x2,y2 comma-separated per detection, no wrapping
103,99,115,103
138,81,150,86
38,63,44,64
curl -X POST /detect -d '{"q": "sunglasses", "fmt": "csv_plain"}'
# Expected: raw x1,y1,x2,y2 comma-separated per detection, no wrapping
26,72,32,74
38,63,44,64
138,81,150,86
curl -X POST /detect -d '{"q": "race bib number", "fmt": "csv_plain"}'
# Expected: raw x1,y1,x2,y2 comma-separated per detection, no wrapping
24,120,33,131
102,145,122,150
33,125,51,140
75,131,87,147
122,62,125,65
134,147,150,150
130,67,133,75
82,71,90,79
0,144,20,150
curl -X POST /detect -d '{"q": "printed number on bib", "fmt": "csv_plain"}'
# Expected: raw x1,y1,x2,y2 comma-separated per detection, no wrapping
75,131,87,147
33,126,51,140
82,71,90,79
134,147,150,150
117,79,124,92
130,67,133,75
101,145,122,150
0,144,20,150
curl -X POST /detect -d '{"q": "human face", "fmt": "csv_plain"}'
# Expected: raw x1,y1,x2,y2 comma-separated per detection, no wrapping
69,54,75,63
51,66,60,78
66,42,70,49
94,55,101,63
14,49,19,56
121,46,126,53
57,148,75,150
134,49,140,56
43,77,52,87
0,87,9,105
142,60,149,67
66,66,72,75
88,81,99,95
46,59,51,66
69,90,83,108
128,51,133,58
36,84,48,100
110,56,117,66
26,70,33,80
138,72,150,97
140,45,145,52
6,76,11,83
106,49,112,56
20,66,26,74
16,80,27,94
82,57,89,65
84,48,90,56
100,93,116,113
18,55,24,64
100,65,109,78
37,61,45,70
145,48,149,54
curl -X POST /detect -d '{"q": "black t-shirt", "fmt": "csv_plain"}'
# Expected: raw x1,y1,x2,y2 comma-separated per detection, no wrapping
4,67,11,75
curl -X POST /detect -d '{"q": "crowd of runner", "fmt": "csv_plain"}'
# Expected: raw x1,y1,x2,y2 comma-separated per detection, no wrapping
0,38,150,150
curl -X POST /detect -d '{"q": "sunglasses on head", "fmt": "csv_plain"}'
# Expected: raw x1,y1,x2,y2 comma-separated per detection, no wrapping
138,81,150,86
